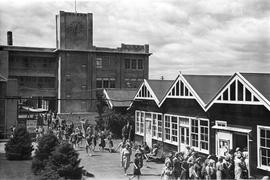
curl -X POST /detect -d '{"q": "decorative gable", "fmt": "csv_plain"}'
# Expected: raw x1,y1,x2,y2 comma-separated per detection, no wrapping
167,78,194,98
215,76,262,104
135,84,153,99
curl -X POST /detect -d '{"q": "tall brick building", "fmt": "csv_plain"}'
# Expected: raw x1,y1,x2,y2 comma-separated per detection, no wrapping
0,11,150,136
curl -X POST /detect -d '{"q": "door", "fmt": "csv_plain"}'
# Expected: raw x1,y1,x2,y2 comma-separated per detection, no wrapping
216,131,232,157
145,118,152,148
179,126,190,152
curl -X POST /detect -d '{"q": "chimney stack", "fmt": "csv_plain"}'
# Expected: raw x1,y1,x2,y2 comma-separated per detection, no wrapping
7,31,13,45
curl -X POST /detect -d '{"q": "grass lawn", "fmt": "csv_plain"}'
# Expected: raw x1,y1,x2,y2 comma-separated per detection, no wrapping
0,153,37,180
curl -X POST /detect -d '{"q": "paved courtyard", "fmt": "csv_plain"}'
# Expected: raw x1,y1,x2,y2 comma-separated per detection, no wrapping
79,139,164,180
0,139,164,180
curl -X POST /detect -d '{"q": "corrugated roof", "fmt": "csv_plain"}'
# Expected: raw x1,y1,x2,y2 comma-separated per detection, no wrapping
104,89,137,108
240,73,270,102
183,75,231,104
146,80,174,102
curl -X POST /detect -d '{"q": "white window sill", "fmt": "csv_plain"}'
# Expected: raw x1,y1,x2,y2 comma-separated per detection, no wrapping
257,166,270,172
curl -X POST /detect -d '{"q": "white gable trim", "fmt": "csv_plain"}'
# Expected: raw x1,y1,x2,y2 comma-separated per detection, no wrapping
159,74,206,111
206,73,270,111
133,79,159,105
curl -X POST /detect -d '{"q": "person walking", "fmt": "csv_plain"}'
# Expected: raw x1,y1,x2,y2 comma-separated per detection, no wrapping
130,152,143,180
107,132,114,153
121,143,132,176
85,134,93,156
172,152,182,180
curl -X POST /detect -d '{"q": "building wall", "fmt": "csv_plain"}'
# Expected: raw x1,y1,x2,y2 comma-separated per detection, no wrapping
59,51,92,113
0,51,8,78
0,81,6,138
5,79,18,137
8,51,58,98
57,11,93,50
208,104,270,176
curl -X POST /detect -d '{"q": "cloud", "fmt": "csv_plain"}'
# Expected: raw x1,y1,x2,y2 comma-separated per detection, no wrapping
0,0,269,79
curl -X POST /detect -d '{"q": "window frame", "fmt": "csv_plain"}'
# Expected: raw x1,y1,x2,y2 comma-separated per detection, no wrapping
257,125,270,171
96,57,102,68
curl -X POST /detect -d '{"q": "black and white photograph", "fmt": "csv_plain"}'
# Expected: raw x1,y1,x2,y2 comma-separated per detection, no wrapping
0,0,269,179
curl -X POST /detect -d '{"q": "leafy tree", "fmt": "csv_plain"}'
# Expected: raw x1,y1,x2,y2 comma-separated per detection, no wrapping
5,127,33,160
32,132,59,174
44,143,83,179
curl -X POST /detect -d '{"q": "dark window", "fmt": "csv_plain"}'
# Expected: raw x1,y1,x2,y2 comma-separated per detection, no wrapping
110,79,115,88
138,59,143,69
125,59,130,69
24,57,29,67
238,81,243,101
131,59,137,69
230,81,236,100
96,79,102,88
103,79,109,88
223,89,228,100
245,88,251,101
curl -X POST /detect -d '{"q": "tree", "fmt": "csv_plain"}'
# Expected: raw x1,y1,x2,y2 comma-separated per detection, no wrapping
32,132,59,174
44,143,83,179
5,127,33,160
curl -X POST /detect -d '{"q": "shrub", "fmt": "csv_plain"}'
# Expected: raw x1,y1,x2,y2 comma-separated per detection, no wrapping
32,133,59,174
45,143,83,179
5,127,33,160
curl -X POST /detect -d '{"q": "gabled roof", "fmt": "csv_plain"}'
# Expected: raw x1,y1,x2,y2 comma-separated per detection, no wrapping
103,89,137,108
183,75,231,105
240,73,270,103
206,72,270,111
146,80,174,102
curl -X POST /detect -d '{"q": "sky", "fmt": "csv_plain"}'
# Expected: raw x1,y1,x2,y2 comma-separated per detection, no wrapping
0,0,269,79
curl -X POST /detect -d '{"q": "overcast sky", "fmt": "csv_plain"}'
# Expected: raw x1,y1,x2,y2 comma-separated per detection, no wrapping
0,0,269,79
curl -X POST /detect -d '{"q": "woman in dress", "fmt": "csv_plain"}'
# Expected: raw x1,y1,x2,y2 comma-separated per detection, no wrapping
216,156,224,180
121,143,132,176
161,161,173,180
234,153,243,180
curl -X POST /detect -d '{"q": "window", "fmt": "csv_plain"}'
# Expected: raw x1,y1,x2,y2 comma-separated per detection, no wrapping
96,78,102,88
138,59,143,69
125,59,130,69
103,78,109,88
191,118,199,148
96,78,116,89
96,58,102,68
152,114,157,137
216,121,227,127
81,85,87,90
140,112,144,134
258,126,270,170
131,59,137,69
157,114,162,138
172,116,178,142
151,113,162,140
165,116,171,141
200,120,209,151
135,111,140,133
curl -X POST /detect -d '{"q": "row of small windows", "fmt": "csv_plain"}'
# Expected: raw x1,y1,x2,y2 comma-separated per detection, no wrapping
10,76,55,88
125,59,143,70
9,56,55,68
96,78,116,89
125,78,143,88
136,85,153,98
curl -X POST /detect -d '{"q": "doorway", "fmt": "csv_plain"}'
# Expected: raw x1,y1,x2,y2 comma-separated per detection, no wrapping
216,131,232,157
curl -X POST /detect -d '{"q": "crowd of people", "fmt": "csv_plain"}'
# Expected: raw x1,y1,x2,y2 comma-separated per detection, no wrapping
11,116,255,180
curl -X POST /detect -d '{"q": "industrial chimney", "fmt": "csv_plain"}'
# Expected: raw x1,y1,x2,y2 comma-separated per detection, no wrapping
7,31,13,45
